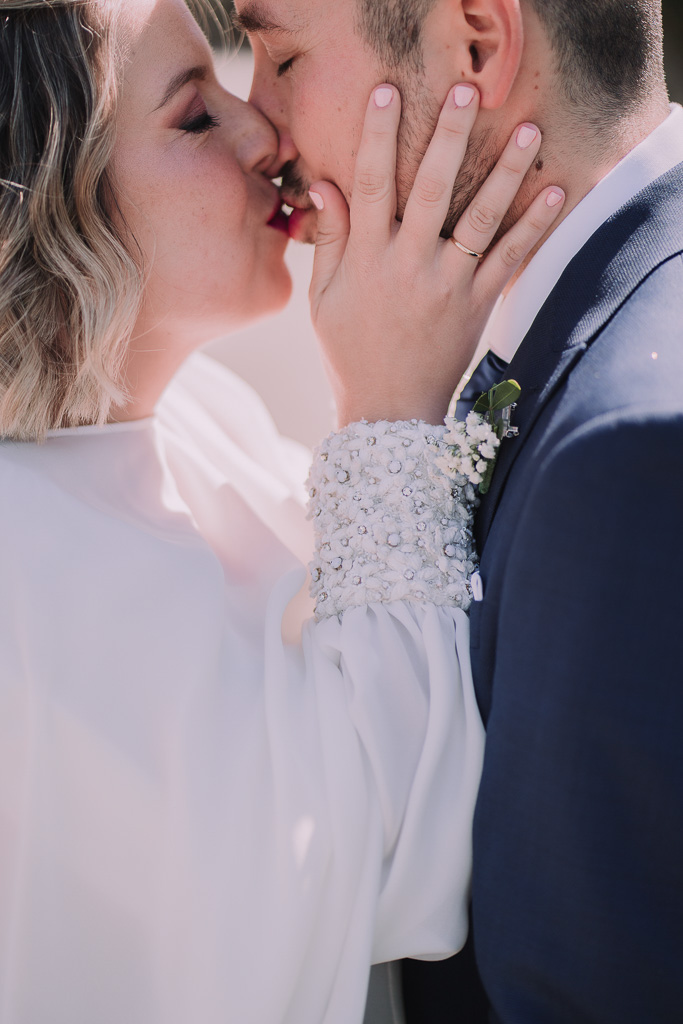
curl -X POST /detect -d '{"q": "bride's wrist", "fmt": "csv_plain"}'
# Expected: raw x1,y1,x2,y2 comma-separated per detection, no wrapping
330,365,468,429
336,397,451,429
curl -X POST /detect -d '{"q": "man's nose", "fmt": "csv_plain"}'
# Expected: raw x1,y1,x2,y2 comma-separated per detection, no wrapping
248,53,299,169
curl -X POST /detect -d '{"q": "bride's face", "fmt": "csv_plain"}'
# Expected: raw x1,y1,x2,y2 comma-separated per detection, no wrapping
112,0,292,343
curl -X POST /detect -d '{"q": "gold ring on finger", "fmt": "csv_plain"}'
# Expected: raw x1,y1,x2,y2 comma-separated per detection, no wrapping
450,237,485,260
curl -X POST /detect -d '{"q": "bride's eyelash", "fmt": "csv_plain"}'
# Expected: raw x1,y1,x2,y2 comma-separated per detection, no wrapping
277,57,295,78
181,111,221,135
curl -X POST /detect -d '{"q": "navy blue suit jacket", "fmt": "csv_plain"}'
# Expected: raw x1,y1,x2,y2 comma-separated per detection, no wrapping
404,163,683,1022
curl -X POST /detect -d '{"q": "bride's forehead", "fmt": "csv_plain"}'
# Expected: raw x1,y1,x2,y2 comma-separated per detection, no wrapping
114,0,211,115
116,0,198,46
116,0,208,70
115,0,158,33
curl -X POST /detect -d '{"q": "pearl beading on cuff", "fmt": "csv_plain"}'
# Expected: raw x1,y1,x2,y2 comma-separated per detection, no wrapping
307,420,479,620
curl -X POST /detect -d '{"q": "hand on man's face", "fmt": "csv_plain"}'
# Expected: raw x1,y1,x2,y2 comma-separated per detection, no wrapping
235,0,514,242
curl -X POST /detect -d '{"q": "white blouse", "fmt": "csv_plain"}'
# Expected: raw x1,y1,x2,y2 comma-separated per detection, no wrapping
0,352,484,1024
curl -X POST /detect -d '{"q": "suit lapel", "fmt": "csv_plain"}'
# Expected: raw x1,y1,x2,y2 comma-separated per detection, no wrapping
475,162,683,549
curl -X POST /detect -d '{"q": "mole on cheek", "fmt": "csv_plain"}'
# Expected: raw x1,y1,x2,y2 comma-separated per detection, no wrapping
535,158,544,172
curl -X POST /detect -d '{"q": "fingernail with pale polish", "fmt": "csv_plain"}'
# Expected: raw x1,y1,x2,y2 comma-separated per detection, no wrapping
309,190,324,211
454,84,475,108
374,87,394,108
546,189,564,208
516,125,538,149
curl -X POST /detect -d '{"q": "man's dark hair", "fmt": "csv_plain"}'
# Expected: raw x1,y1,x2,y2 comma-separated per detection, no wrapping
358,0,665,118
357,0,435,70
531,0,664,116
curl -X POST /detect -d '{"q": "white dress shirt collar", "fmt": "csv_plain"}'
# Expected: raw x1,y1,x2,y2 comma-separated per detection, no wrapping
482,103,683,365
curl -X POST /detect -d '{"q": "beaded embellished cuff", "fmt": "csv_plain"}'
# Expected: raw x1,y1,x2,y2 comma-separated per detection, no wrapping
306,420,479,620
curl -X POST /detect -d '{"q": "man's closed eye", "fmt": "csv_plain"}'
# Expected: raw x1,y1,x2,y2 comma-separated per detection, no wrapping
277,57,296,77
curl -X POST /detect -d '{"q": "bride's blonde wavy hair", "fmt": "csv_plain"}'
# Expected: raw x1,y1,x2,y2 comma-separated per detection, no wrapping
0,0,229,440
0,0,142,439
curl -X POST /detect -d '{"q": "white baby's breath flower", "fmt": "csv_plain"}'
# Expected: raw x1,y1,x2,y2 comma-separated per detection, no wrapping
444,424,467,448
435,456,454,476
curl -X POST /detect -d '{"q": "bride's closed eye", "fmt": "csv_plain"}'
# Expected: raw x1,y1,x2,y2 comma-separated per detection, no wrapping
180,110,221,135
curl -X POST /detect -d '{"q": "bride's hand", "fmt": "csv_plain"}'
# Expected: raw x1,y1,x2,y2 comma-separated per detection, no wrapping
308,83,565,426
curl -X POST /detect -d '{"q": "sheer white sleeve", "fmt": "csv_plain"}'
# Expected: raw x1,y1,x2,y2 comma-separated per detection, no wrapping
0,396,486,1024
273,418,487,1019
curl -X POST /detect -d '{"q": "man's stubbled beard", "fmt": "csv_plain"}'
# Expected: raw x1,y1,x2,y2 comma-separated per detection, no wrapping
393,71,533,244
280,163,313,207
393,72,496,239
397,120,500,239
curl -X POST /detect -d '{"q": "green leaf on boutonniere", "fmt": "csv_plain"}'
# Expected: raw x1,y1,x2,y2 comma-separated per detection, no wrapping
473,379,521,416
473,378,522,445
488,379,521,412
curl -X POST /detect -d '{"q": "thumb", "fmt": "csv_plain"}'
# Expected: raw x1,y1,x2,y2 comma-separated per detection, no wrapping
309,181,351,307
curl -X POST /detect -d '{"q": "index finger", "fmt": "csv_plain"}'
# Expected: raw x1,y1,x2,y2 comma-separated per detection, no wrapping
348,85,402,253
399,83,480,257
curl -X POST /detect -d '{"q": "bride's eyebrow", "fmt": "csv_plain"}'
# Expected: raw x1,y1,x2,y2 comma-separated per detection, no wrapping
232,2,289,34
154,65,210,112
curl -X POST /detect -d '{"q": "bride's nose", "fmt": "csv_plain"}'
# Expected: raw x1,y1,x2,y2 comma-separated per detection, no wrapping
228,94,296,177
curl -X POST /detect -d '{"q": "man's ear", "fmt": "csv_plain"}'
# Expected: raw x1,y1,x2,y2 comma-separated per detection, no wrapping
460,0,523,108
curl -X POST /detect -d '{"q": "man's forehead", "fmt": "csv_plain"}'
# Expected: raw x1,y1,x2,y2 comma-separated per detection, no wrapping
232,0,309,35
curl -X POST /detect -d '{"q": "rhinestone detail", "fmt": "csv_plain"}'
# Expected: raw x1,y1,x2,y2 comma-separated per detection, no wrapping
307,419,480,619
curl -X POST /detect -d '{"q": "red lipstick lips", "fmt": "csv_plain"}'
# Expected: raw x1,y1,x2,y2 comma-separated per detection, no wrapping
267,195,291,235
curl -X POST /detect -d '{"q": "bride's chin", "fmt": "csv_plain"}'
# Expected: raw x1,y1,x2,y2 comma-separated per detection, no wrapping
238,265,293,326
266,262,293,311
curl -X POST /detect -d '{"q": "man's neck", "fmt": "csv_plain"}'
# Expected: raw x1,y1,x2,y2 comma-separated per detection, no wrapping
508,93,672,290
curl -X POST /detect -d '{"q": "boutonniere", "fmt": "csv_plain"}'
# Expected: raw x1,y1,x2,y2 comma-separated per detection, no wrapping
439,380,522,496
473,379,521,442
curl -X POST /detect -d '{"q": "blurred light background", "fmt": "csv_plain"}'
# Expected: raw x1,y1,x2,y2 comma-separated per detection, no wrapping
207,1,683,448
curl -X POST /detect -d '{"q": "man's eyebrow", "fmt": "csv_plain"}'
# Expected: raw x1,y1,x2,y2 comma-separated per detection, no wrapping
232,3,288,34
154,65,210,112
